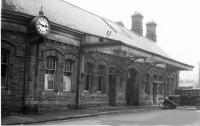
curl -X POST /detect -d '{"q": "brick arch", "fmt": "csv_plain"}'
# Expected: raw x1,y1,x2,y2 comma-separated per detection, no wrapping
1,39,17,56
64,53,78,62
97,58,109,67
83,55,97,68
108,62,120,69
2,39,17,48
42,48,64,58
126,64,141,75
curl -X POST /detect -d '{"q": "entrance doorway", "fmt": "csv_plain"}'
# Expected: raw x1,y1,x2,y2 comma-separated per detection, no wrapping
108,68,118,106
126,68,138,106
109,74,116,106
153,83,157,105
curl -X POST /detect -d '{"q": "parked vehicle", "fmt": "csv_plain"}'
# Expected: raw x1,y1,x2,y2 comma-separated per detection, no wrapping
195,97,200,110
163,95,180,109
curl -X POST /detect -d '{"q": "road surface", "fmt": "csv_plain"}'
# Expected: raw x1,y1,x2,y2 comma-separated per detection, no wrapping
40,107,200,126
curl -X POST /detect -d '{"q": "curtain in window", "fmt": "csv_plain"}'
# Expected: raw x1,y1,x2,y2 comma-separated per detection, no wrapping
45,74,54,90
63,75,71,91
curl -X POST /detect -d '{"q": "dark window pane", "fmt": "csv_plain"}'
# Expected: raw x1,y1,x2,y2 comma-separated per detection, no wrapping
1,48,10,88
65,59,73,72
1,64,7,77
98,76,102,91
48,80,54,89
85,75,90,90
46,56,56,70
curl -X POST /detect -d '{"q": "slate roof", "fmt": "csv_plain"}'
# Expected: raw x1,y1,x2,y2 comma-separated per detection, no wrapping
2,0,193,69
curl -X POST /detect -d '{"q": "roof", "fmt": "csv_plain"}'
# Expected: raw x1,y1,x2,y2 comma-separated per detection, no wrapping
2,0,193,70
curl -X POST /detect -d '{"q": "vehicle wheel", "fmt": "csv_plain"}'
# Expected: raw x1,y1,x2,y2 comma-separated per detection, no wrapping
195,104,200,109
166,103,171,109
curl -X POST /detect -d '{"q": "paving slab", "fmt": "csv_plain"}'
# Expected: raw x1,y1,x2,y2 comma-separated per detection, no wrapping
1,105,161,125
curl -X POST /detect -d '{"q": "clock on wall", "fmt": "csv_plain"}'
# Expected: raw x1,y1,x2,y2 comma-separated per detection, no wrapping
35,16,50,36
29,16,50,36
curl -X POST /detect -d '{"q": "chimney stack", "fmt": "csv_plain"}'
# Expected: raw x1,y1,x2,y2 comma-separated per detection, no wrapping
146,21,157,42
131,12,143,36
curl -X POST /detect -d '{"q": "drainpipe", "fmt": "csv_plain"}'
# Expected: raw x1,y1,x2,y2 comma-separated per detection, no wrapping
76,34,85,109
22,34,30,113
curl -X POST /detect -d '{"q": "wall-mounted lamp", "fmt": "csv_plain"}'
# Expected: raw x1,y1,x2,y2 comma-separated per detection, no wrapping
106,30,112,38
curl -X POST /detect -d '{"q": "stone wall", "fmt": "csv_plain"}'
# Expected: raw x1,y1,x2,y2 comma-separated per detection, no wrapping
1,10,180,113
1,30,27,114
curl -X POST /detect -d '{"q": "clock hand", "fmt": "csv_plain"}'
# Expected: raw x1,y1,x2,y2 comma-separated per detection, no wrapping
39,22,48,28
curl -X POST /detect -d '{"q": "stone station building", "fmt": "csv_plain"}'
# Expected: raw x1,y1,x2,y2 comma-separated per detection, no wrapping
1,0,193,114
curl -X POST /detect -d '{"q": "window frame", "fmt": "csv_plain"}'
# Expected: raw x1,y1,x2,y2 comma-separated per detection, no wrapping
97,65,104,92
84,63,92,91
1,48,10,89
44,56,57,91
63,59,74,92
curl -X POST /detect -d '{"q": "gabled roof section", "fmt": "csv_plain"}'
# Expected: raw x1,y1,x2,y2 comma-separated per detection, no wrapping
2,0,169,58
2,0,193,70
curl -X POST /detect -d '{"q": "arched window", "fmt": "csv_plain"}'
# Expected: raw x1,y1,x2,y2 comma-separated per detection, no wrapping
1,48,10,88
153,74,158,81
63,59,74,91
45,56,57,90
171,77,174,82
84,63,93,91
97,65,105,92
159,76,163,81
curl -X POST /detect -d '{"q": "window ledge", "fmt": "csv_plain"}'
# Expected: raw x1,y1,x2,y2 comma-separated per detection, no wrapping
82,89,89,93
44,89,54,91
63,90,71,92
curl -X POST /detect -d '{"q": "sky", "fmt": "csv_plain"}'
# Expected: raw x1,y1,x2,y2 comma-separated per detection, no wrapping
64,0,200,86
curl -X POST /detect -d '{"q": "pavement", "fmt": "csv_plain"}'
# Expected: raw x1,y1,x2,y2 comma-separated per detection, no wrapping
1,105,162,125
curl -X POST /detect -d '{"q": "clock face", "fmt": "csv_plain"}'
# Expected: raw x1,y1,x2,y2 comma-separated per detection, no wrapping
35,16,50,36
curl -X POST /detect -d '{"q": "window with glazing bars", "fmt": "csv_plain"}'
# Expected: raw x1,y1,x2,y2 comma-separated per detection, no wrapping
63,59,73,91
84,63,92,91
97,65,104,91
45,56,56,90
1,48,10,88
